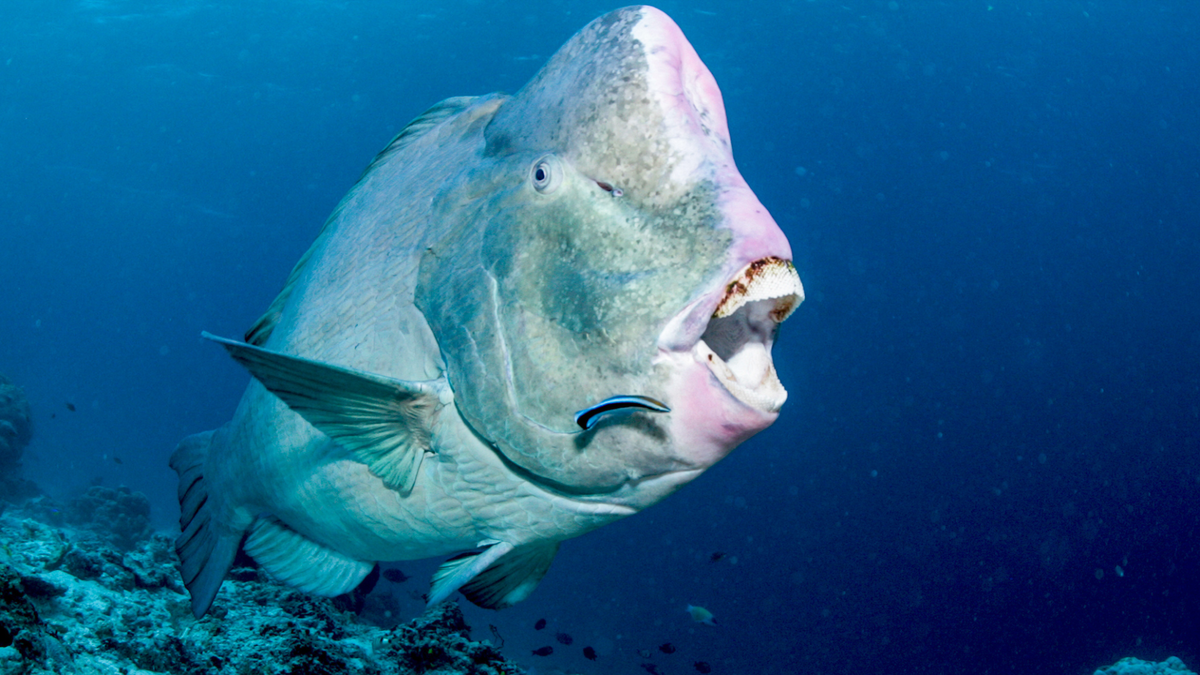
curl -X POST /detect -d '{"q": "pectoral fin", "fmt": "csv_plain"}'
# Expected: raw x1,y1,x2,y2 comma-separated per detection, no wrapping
428,541,560,609
203,332,443,493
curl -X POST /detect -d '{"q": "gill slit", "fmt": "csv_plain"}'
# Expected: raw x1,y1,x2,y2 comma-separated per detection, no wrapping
485,270,572,436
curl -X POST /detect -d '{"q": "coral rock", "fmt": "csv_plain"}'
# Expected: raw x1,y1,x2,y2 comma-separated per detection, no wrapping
0,503,523,675
65,485,152,549
1095,657,1197,675
0,374,33,469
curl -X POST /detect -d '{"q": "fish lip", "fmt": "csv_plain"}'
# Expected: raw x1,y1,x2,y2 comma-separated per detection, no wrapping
657,257,803,413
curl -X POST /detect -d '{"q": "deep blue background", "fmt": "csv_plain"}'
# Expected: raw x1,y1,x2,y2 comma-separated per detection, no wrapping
2,2,1197,674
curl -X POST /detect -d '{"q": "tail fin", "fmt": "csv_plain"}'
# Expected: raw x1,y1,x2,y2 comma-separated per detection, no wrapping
170,429,242,618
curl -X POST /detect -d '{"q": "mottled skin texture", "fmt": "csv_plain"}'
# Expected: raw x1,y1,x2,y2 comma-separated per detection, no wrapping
179,6,797,613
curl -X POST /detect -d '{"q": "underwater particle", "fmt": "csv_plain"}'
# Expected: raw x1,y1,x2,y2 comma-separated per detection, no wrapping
583,646,597,661
1115,565,1125,577
113,456,123,465
694,661,713,673
556,631,573,645
638,649,653,659
382,568,409,583
686,604,717,626
659,642,676,654
532,646,554,656
534,618,547,630
709,551,726,563
641,664,663,675
1095,568,1104,580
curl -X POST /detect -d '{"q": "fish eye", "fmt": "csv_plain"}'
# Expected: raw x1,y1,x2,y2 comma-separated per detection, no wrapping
530,155,562,194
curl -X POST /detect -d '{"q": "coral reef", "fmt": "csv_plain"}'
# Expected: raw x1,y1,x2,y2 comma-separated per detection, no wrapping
0,374,36,502
64,486,153,550
0,374,32,468
0,499,523,675
1094,657,1196,675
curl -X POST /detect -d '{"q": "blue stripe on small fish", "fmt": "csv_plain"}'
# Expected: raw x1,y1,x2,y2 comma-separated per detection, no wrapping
574,395,671,430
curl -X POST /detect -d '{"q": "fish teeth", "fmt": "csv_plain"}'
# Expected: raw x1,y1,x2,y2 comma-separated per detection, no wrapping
712,257,803,321
696,340,788,412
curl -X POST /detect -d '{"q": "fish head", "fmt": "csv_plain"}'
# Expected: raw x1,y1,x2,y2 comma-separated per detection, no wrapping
417,6,802,502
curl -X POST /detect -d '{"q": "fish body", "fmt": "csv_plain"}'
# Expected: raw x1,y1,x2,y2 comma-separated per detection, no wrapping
687,604,717,626
171,6,801,618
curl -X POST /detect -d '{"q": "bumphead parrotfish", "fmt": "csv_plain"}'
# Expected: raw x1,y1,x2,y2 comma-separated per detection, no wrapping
171,5,803,618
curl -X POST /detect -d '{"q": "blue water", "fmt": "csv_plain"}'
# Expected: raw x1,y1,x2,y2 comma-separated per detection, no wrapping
2,1,1198,673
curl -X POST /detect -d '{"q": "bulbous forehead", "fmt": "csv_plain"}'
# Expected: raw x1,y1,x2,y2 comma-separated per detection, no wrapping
484,6,732,211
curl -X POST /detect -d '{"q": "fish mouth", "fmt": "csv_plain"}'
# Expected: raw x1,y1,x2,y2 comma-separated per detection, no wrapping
664,257,803,413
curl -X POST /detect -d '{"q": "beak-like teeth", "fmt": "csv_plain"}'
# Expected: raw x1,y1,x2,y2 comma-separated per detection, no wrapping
713,257,804,321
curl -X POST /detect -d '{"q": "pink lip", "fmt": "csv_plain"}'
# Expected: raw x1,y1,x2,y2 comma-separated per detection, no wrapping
635,5,798,464
659,347,780,467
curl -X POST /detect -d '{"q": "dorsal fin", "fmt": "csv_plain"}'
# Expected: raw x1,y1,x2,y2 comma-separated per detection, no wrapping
357,96,480,179
244,96,482,346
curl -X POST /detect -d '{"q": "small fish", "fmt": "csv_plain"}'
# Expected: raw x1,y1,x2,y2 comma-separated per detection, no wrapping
532,646,554,657
371,634,395,652
687,604,717,626
694,661,713,674
582,646,597,661
534,618,547,630
641,664,663,675
638,649,653,659
555,632,573,645
709,551,726,563
659,642,676,654
574,395,670,430
381,568,409,583
65,402,76,412
112,456,123,465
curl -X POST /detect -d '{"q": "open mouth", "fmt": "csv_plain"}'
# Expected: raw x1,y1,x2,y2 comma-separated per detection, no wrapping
693,257,803,412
